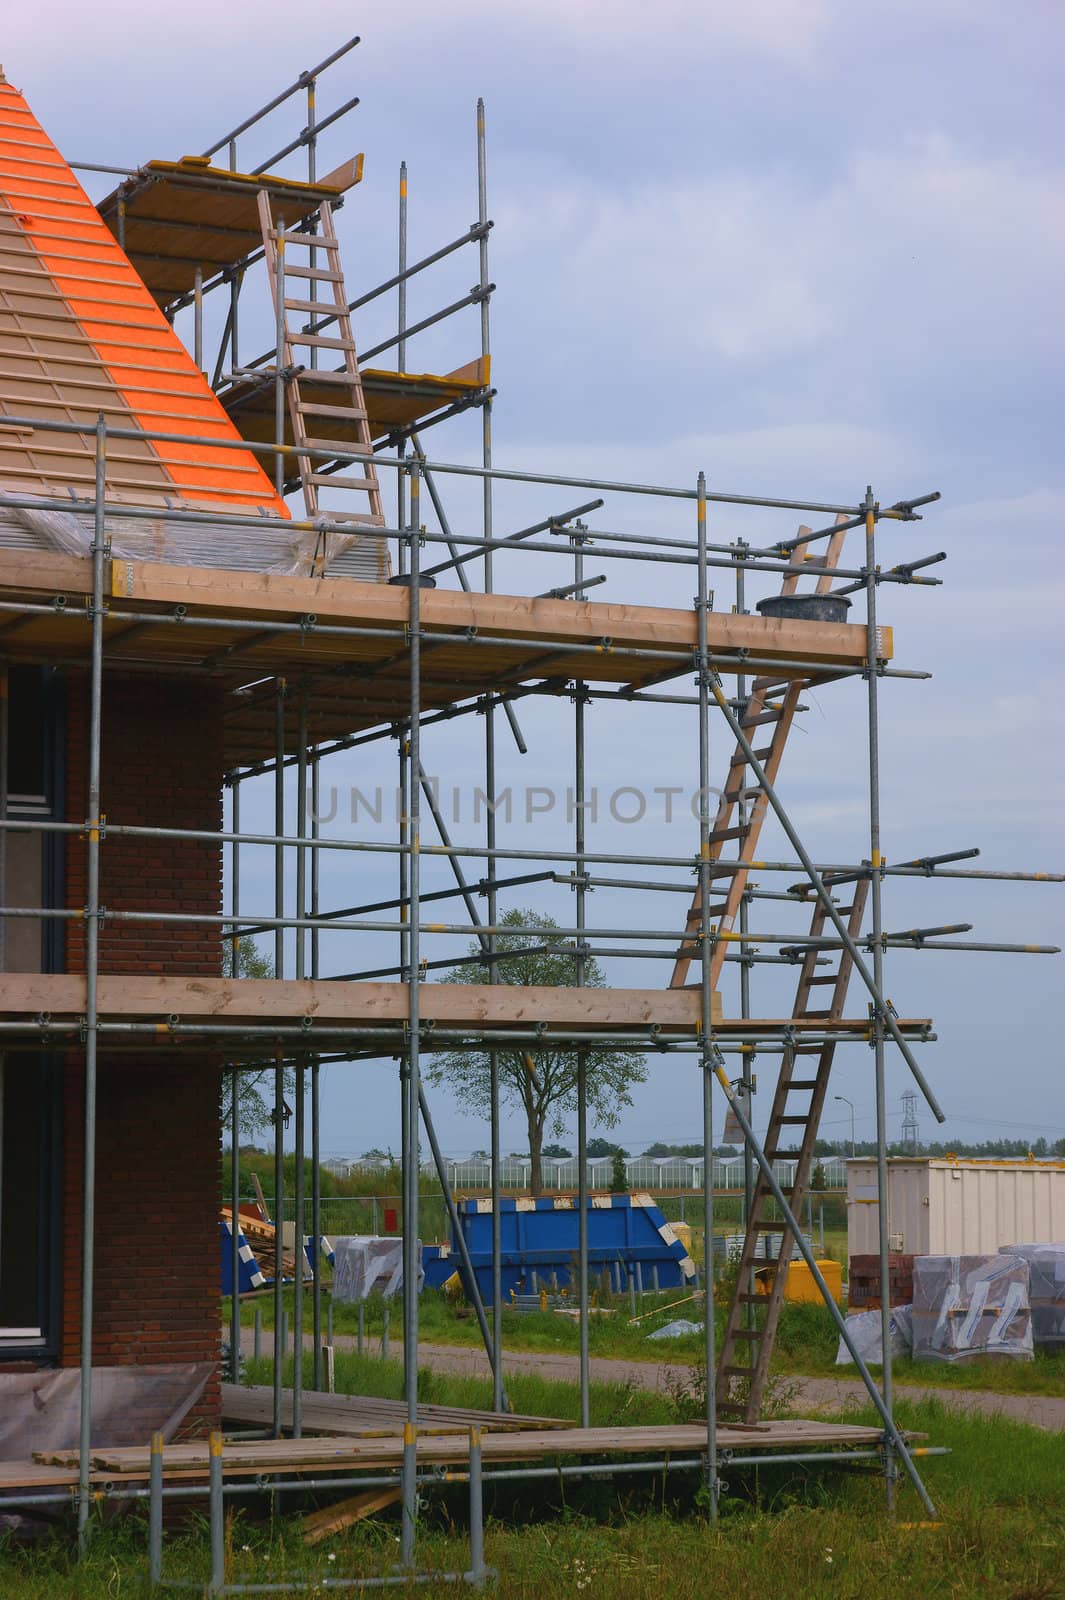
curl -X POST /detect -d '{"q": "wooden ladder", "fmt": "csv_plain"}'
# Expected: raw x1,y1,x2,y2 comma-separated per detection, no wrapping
669,513,852,990
257,193,384,540
715,875,870,1422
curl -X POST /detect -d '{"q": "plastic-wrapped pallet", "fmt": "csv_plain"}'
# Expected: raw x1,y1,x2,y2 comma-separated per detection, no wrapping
331,1236,423,1303
1006,1244,1065,1350
911,1253,1033,1363
835,1305,913,1366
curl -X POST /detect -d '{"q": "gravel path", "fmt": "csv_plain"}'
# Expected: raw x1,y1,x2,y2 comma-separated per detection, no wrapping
242,1330,1065,1431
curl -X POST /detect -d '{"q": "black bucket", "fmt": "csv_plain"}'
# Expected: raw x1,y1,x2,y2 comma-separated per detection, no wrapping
756,592,851,624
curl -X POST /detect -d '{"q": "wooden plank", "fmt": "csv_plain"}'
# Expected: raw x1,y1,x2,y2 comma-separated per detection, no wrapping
304,1485,402,1544
0,550,888,673
0,975,726,1035
221,1383,565,1436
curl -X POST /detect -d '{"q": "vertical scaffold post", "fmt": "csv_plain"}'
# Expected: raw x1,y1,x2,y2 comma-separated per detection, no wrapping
401,458,422,1566
272,1044,285,1440
208,1431,225,1597
293,698,308,1429
310,748,323,1390
476,97,504,1416
77,413,107,1554
864,484,896,1508
467,1426,487,1587
229,773,241,1383
396,161,408,556
695,470,719,1518
573,521,591,1430
733,544,757,1323
148,1431,163,1589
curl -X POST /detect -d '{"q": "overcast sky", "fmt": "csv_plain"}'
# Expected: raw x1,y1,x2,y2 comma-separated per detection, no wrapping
9,3,1063,1159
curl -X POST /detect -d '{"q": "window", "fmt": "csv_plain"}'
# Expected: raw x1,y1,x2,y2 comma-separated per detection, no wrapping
0,666,64,1354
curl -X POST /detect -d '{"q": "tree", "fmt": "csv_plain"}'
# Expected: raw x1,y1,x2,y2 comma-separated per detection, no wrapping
609,1151,628,1194
542,1143,572,1159
428,910,647,1196
220,938,296,1141
586,1136,629,1159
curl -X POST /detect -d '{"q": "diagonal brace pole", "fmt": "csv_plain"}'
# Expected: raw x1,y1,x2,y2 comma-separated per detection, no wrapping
706,1054,938,1518
704,672,945,1124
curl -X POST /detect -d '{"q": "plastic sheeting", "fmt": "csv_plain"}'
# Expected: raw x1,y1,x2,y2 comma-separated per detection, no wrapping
1007,1244,1065,1350
835,1305,913,1366
0,1363,212,1459
911,1253,1033,1363
6,503,386,582
331,1235,423,1303
647,1319,704,1341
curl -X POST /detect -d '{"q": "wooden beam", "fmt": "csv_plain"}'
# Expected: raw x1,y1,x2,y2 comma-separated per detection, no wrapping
0,974,721,1034
0,549,889,674
303,1485,402,1544
0,974,931,1040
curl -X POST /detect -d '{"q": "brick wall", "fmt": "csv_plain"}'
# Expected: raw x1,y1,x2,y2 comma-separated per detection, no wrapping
60,672,226,1433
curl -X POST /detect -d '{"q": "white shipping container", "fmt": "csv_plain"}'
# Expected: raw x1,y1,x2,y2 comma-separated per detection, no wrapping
847,1158,1065,1258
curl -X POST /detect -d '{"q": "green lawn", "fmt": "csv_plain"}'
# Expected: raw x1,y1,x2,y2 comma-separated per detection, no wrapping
1,1364,1062,1599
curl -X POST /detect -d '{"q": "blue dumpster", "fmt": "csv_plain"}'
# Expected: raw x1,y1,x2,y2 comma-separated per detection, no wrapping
423,1194,696,1298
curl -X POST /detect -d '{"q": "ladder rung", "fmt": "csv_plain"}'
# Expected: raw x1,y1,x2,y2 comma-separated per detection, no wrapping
291,369,361,385
286,264,345,282
783,1079,819,1090
722,787,760,804
313,510,388,527
732,1327,764,1340
715,1404,747,1417
285,297,342,315
800,1009,832,1019
719,1365,756,1379
295,402,369,420
740,709,783,729
300,436,372,452
736,1293,763,1305
752,746,774,761
307,472,377,490
805,974,840,985
754,1221,788,1231
287,333,357,350
777,1115,810,1125
708,826,747,844
269,228,336,246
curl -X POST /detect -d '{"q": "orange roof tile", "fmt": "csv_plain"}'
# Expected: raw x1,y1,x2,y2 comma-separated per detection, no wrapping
0,79,289,517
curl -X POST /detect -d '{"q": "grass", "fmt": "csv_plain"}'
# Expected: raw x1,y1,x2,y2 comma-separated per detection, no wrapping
1,1391,1063,1598
230,1288,1065,1398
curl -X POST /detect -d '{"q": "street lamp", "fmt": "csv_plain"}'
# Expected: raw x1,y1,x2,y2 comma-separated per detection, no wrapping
834,1095,856,1158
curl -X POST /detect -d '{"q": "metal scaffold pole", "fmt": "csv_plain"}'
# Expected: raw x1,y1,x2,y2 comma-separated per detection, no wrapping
573,519,591,1430
695,471,719,1517
229,772,241,1385
476,97,505,1417
401,459,423,1566
77,414,107,1553
864,486,896,1508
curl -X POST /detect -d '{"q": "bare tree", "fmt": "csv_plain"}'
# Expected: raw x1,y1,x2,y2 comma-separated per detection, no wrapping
426,910,647,1195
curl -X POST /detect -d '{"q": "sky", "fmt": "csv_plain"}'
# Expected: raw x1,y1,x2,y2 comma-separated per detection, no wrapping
7,2,1063,1160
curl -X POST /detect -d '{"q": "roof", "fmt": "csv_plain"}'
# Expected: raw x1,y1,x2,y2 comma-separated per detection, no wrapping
0,76,288,517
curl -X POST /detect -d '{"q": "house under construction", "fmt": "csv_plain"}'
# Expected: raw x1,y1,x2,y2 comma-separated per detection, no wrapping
0,37,1059,1589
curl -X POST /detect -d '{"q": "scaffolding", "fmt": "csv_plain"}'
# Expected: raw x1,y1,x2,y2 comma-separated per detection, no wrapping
0,36,1061,1593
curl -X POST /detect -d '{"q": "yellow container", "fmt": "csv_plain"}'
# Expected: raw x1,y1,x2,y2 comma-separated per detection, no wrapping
756,1257,842,1303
